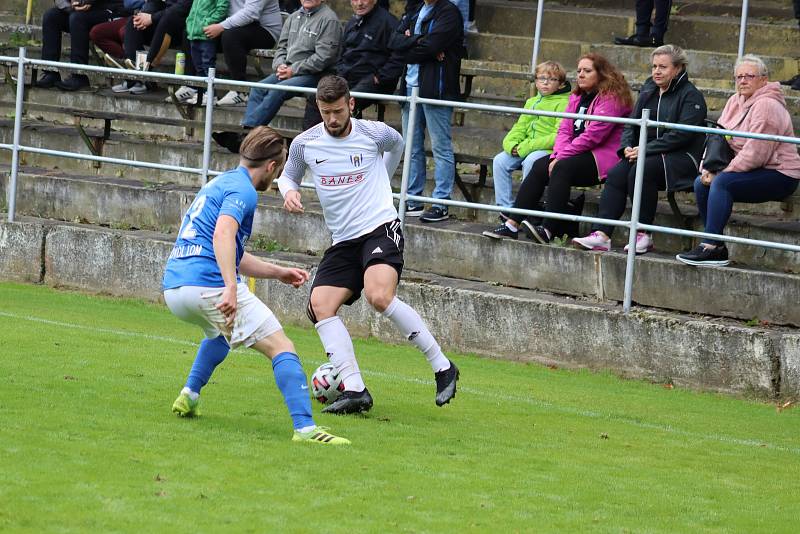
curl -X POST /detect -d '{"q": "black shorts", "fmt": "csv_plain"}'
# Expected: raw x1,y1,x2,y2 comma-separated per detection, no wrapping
311,220,404,305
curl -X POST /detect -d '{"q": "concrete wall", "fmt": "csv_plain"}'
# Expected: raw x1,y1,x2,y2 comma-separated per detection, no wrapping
2,217,798,399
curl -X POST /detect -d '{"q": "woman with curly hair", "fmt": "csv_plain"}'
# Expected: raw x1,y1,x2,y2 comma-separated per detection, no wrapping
502,53,633,244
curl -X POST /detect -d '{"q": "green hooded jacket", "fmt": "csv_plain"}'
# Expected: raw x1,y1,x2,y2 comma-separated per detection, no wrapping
186,0,230,41
501,82,571,157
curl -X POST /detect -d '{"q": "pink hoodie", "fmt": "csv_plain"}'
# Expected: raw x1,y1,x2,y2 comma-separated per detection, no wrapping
716,81,800,179
552,92,632,180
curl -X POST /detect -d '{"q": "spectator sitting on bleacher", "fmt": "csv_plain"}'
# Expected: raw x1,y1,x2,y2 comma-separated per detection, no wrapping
35,0,126,91
502,54,633,244
481,61,570,240
677,55,800,267
573,45,707,254
89,0,145,69
302,0,404,129
395,0,465,223
212,0,342,153
112,0,193,95
209,0,284,106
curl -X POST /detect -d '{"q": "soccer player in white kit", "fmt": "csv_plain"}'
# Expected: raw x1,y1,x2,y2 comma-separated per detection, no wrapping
278,75,460,415
163,126,349,445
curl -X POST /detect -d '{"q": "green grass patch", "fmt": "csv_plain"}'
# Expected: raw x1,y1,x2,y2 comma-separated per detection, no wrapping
1,282,798,532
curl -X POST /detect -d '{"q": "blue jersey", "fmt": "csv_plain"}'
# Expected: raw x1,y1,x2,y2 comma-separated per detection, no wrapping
162,167,257,290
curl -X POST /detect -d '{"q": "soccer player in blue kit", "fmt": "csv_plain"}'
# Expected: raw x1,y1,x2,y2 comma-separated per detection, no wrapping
162,126,349,445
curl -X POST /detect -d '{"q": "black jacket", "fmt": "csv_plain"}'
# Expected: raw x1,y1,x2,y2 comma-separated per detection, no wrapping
337,6,404,86
620,71,707,190
395,0,464,100
142,0,193,25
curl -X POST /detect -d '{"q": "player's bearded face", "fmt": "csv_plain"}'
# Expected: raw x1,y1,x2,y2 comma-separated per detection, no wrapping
255,152,286,191
318,97,354,138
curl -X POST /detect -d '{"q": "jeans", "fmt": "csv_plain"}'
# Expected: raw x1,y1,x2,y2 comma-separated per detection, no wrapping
401,92,455,210
449,0,469,31
190,40,217,77
694,169,799,245
492,149,550,208
242,73,319,128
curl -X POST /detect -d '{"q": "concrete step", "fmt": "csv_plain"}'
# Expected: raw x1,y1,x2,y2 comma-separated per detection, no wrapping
3,167,800,327
468,35,800,97
3,215,798,397
466,0,799,57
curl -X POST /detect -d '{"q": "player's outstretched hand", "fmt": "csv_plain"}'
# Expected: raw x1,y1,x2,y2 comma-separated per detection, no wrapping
216,285,238,327
284,190,304,213
279,267,310,288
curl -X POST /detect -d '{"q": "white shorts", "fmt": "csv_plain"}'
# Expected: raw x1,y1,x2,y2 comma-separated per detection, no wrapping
164,283,282,349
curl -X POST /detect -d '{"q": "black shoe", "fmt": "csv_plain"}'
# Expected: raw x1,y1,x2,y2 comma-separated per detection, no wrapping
212,131,245,154
33,71,60,89
322,388,373,415
676,244,730,267
420,206,449,223
780,74,800,87
482,223,518,240
614,34,661,47
56,74,90,92
405,204,424,217
793,77,800,92
435,360,459,406
521,220,551,244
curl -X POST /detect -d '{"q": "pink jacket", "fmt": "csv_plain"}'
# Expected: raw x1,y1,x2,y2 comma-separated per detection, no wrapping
552,92,632,180
717,81,800,179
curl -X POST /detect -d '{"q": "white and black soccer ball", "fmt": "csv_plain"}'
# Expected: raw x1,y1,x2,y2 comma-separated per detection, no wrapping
310,363,345,404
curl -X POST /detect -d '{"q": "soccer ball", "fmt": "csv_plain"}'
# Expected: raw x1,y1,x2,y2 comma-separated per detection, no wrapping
310,363,345,404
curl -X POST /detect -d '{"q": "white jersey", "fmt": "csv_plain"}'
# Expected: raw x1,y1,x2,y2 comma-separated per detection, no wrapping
277,118,405,244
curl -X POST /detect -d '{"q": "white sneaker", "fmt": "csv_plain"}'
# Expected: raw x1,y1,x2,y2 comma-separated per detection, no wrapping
165,85,198,103
129,81,147,95
624,232,654,255
111,80,131,93
217,90,247,106
572,231,611,252
465,20,478,34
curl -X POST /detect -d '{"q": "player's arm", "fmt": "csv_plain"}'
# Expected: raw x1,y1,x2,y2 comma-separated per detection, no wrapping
277,138,307,213
379,124,405,179
239,252,310,288
212,214,240,326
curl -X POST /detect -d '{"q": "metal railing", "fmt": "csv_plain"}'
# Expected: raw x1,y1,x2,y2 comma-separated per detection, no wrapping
2,48,799,315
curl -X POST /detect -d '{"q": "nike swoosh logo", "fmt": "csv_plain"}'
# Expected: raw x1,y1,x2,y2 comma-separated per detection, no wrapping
315,159,328,164
300,385,309,390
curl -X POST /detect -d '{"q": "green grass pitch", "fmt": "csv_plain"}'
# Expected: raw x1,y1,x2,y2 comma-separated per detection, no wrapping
1,282,798,532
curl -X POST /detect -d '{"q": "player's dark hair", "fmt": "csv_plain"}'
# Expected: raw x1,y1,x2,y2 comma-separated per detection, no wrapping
239,126,286,167
316,75,350,104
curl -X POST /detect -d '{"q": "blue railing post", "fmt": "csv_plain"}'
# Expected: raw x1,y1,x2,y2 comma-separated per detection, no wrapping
737,0,749,59
623,108,650,313
7,47,26,223
398,86,419,228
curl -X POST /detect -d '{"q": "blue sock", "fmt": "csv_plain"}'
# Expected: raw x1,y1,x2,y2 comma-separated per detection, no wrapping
272,352,315,430
185,335,230,393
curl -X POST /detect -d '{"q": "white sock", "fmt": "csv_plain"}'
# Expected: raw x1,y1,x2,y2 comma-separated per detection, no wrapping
181,386,199,401
505,221,518,232
315,316,365,392
382,297,450,373
297,425,316,433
